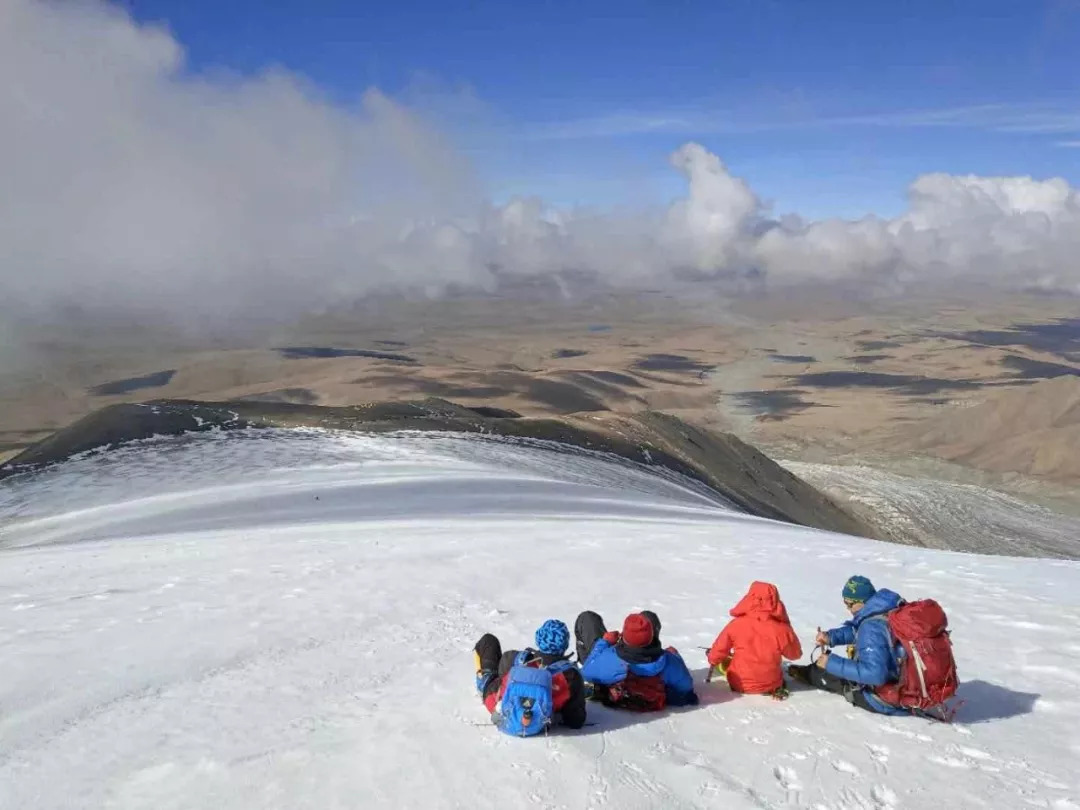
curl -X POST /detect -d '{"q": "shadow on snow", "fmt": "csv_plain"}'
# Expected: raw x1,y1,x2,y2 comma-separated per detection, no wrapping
952,679,1041,724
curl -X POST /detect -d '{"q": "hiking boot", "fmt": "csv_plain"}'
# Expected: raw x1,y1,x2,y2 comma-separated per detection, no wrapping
474,633,501,693
474,633,501,674
769,684,791,701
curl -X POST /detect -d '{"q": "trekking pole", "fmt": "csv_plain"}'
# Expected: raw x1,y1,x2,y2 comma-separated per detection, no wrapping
697,647,716,683
704,655,728,684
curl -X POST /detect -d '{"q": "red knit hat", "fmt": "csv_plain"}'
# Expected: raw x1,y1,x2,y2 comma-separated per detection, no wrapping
621,613,655,648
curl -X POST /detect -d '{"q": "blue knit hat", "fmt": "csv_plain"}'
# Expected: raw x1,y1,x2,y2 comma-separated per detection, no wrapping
535,619,570,655
843,575,876,603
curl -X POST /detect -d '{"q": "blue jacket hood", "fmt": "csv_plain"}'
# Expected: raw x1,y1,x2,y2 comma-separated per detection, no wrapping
625,655,667,677
852,589,903,627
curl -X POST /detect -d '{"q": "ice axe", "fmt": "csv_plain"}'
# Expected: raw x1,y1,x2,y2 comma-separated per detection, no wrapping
697,646,714,683
698,647,728,684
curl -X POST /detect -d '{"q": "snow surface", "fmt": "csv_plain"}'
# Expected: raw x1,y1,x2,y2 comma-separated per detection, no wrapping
1,429,1079,809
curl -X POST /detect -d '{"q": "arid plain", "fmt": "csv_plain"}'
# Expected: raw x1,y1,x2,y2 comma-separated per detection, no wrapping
4,286,1080,505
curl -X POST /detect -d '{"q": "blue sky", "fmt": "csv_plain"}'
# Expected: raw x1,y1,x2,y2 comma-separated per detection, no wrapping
127,0,1080,218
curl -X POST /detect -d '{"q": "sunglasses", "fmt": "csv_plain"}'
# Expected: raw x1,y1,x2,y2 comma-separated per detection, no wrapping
843,599,860,608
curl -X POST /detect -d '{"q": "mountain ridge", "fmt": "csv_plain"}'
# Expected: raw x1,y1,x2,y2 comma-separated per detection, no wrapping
0,397,874,540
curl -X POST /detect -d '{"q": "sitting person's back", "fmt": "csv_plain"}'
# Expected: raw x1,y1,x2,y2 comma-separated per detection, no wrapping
708,581,802,696
473,619,587,733
579,612,697,710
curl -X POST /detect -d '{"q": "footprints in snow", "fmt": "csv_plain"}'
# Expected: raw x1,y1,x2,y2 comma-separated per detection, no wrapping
768,738,902,807
752,678,1073,809
774,761,895,809
773,738,896,809
773,765,803,804
927,744,1002,774
870,784,899,808
867,743,890,775
832,759,861,776
835,784,897,810
878,724,931,743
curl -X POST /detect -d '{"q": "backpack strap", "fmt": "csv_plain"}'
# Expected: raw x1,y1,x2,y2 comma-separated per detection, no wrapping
516,650,575,673
514,649,543,667
864,612,912,711
547,659,575,675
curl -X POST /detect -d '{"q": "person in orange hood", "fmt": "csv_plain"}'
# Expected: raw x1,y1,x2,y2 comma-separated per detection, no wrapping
707,581,802,698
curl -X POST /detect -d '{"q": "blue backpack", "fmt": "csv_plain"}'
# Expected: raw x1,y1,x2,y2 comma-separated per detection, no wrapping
495,653,574,737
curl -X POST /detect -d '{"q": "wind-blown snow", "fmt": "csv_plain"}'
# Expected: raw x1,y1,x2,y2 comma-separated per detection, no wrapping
1,430,1078,809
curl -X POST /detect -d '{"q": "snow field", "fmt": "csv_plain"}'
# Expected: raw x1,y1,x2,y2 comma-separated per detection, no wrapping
1,430,1078,809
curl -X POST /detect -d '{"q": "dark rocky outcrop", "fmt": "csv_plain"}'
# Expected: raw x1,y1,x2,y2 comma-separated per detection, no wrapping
0,397,876,539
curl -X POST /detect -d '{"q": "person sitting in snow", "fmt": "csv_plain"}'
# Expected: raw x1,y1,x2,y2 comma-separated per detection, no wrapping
786,575,908,715
473,620,588,732
576,610,698,710
706,581,802,700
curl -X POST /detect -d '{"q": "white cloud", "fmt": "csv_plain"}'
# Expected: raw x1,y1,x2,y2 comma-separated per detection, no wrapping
527,101,1080,141
663,144,761,272
0,0,489,329
2,0,1080,356
752,172,1080,288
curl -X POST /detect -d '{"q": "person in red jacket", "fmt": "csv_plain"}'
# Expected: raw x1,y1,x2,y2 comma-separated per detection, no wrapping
707,581,802,699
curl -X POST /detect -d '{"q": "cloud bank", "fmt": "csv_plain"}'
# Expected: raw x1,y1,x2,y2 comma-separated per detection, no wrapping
2,0,1079,347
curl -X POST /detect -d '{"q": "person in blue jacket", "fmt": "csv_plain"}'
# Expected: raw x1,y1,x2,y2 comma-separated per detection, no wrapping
786,575,907,715
576,610,698,710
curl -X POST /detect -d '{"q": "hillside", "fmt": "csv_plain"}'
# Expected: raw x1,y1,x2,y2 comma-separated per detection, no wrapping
0,397,874,540
877,375,1080,482
1,430,1077,809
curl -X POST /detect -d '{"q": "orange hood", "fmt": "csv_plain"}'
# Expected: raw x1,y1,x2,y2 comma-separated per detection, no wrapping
729,581,790,623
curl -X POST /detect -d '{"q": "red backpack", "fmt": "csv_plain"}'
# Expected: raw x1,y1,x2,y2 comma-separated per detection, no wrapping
607,672,667,712
874,599,959,711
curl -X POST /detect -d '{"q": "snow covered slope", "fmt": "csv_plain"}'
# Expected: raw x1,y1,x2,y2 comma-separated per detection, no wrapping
1,430,1078,809
783,460,1080,560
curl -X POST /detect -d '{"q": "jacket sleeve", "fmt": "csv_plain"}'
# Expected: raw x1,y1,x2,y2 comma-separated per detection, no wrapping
826,624,855,647
780,625,803,661
661,651,698,704
580,640,626,685
824,619,893,686
706,622,734,667
559,667,588,729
